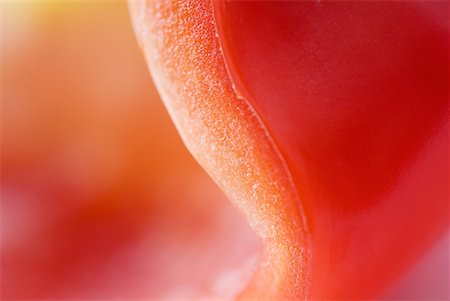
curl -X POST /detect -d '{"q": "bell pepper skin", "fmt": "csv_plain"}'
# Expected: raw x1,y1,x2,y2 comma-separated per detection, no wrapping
130,1,311,300
213,1,449,299
130,1,448,300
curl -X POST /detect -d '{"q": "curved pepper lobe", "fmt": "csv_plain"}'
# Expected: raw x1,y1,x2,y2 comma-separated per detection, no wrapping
214,1,448,299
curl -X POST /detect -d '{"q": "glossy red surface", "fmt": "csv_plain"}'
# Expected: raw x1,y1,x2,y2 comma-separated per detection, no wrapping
214,1,449,298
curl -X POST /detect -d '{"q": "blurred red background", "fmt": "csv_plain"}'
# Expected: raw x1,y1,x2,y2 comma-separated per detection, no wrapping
1,2,259,299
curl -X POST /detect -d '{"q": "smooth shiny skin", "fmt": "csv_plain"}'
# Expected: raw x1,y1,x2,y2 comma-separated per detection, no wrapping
214,1,449,299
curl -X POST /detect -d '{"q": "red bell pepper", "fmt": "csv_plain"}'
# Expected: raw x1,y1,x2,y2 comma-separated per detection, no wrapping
129,1,449,299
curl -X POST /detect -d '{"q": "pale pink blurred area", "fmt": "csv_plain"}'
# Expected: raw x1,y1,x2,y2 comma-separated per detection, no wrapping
1,2,259,299
1,1,448,300
381,233,449,300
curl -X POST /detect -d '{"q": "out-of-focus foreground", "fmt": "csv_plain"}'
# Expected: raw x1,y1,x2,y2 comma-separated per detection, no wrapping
1,2,259,299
